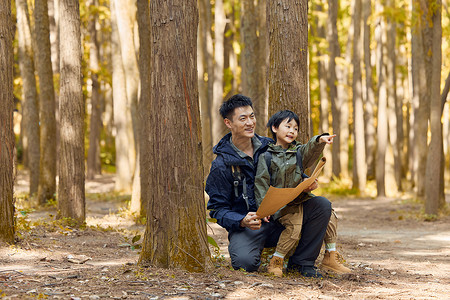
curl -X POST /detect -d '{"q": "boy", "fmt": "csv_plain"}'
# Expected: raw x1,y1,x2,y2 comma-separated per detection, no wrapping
254,110,350,277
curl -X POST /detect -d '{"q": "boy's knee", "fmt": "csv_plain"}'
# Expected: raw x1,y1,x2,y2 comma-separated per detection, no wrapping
314,196,332,214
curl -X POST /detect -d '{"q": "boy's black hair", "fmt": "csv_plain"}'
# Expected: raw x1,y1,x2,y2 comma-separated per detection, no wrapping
219,94,253,119
267,110,300,141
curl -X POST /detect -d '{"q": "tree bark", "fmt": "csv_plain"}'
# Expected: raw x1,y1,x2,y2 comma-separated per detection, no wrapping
16,0,40,195
267,0,309,142
363,0,376,180
86,0,103,180
375,2,387,197
0,0,15,244
211,0,227,145
111,0,133,192
351,0,366,192
241,0,266,134
35,0,57,204
140,0,212,272
424,0,442,214
58,0,85,224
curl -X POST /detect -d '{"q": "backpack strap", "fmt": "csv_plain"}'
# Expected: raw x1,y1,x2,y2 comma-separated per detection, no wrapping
231,165,249,210
296,149,309,179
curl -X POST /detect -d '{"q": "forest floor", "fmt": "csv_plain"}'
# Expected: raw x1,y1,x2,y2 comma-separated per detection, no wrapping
1,172,450,299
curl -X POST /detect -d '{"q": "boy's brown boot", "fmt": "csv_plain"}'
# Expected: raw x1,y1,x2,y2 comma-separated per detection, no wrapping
320,251,351,274
268,256,284,277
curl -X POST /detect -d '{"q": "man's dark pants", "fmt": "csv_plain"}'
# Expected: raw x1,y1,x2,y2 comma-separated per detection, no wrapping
228,196,332,271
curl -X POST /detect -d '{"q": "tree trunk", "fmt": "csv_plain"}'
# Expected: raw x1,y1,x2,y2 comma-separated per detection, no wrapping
328,0,341,176
375,2,387,197
35,0,57,204
48,0,60,75
316,3,332,180
0,0,15,244
111,0,133,192
198,0,213,172
363,0,376,180
136,0,151,216
267,0,309,142
86,0,103,180
58,0,85,224
140,0,212,272
351,0,366,192
112,0,138,174
424,0,442,214
241,0,266,134
16,0,40,195
211,0,227,145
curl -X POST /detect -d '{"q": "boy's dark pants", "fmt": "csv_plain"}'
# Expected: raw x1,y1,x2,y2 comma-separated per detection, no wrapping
228,196,332,271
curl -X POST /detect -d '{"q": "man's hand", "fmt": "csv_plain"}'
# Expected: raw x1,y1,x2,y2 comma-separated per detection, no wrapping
319,134,336,144
240,212,262,230
304,179,319,193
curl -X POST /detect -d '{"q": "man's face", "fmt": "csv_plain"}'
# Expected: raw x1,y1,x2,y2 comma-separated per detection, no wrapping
224,106,256,139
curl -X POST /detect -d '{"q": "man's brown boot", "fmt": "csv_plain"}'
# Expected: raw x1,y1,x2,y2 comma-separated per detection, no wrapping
320,251,351,274
268,256,284,277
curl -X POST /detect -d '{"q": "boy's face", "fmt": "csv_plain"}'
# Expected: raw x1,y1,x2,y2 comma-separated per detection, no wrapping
224,106,256,139
272,118,298,148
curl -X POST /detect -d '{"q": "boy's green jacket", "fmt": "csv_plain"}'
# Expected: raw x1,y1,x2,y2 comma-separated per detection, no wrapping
254,135,326,220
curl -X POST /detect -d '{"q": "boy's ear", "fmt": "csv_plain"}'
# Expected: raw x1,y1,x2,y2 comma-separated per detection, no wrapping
224,118,232,129
271,125,278,133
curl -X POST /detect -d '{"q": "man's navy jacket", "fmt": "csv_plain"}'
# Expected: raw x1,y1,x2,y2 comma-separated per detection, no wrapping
205,133,272,232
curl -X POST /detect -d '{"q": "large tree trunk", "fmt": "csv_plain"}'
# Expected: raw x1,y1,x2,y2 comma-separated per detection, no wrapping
111,0,133,192
267,0,309,142
198,0,213,172
241,0,266,134
424,0,443,214
363,0,376,180
211,0,227,145
0,0,15,244
140,0,212,272
16,0,40,195
58,0,85,224
35,0,57,204
86,0,103,180
375,2,387,197
351,0,366,192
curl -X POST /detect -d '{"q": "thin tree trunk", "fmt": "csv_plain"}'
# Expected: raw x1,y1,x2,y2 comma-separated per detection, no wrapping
86,0,103,180
352,0,366,192
258,0,268,136
424,0,442,214
0,0,15,244
363,0,376,180
386,3,401,191
268,0,309,142
16,0,40,195
111,0,133,192
211,0,227,145
58,0,85,224
35,0,57,204
140,0,212,272
328,0,341,176
48,0,60,75
375,2,387,197
198,0,213,172
135,0,151,216
241,0,265,134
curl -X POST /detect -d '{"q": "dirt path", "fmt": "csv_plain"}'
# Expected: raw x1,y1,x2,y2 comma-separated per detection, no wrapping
1,173,449,299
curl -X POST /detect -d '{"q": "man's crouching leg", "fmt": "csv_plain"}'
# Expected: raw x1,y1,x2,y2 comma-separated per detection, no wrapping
228,222,277,272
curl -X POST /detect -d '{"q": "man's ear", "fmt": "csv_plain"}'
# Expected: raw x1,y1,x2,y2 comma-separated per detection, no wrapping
224,118,232,129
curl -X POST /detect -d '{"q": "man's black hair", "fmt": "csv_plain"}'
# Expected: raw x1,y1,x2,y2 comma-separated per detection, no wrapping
219,94,253,119
267,110,300,141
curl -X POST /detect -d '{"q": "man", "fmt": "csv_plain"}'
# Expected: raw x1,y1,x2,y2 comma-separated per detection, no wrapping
206,94,332,278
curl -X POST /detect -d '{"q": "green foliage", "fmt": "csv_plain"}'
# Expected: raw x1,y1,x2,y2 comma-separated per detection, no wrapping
119,234,142,251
